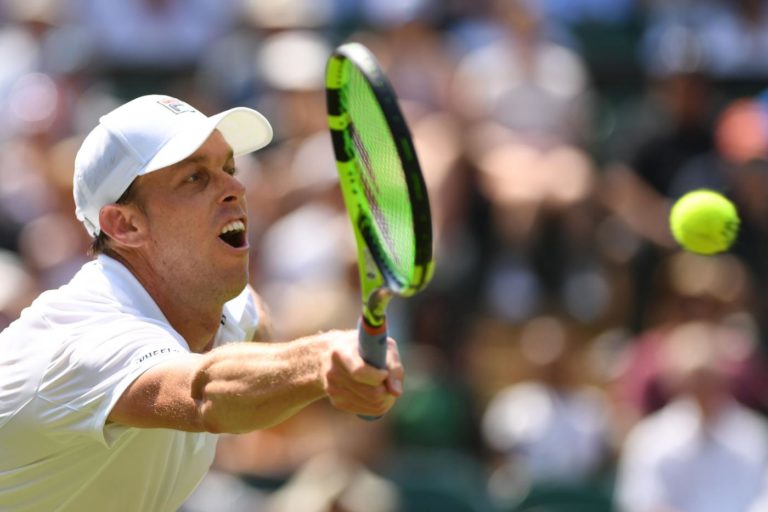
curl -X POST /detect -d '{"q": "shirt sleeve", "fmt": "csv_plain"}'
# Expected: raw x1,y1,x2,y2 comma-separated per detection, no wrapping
36,318,191,447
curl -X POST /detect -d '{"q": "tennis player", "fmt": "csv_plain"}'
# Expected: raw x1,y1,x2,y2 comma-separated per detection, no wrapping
0,95,404,511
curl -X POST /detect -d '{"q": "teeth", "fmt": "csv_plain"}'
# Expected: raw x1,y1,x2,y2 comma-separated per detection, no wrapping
220,220,245,235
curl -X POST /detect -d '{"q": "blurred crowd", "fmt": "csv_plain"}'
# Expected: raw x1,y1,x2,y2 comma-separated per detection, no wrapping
3,0,768,511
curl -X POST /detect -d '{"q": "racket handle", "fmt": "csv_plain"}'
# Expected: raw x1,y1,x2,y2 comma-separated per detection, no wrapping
357,316,388,421
358,316,388,369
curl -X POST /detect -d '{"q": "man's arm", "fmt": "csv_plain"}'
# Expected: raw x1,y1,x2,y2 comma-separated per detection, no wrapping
108,330,403,434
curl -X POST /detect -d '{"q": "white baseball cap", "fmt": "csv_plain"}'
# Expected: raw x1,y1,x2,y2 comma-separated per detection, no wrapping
73,94,273,236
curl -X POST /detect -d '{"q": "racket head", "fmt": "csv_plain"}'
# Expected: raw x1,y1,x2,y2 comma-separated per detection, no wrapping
326,42,434,308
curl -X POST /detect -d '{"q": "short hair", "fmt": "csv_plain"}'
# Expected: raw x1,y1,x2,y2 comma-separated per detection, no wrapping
88,179,142,257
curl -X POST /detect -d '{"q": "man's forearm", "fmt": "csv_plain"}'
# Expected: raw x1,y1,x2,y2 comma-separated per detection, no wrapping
191,336,328,433
109,329,399,433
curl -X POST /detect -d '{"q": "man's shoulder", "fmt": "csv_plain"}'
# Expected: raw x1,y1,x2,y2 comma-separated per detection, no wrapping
0,256,183,377
0,260,192,437
26,256,168,330
19,258,113,312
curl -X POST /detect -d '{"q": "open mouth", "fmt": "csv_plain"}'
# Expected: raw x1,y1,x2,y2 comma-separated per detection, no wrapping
219,220,247,248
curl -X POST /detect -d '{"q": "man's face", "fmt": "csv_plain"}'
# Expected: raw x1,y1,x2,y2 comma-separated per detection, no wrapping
132,130,250,303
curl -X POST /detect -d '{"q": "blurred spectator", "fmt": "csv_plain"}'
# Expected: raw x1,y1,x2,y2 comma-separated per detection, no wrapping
75,0,238,95
410,109,487,304
448,0,611,325
0,6,49,142
240,0,336,30
609,252,765,429
0,134,71,253
473,134,608,323
450,0,593,146
539,0,636,26
642,0,768,80
601,26,723,334
611,38,719,192
617,92,768,342
711,96,768,345
481,316,613,507
355,15,455,111
615,320,768,512
264,451,400,512
358,0,442,30
17,212,89,290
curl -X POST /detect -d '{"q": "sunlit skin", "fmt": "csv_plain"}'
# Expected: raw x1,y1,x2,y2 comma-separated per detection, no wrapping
99,130,248,352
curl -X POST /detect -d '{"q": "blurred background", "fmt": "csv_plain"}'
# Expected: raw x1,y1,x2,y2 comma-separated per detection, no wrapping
3,0,768,511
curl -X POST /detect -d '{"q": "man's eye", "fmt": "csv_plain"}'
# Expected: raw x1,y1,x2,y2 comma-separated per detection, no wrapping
186,172,202,183
225,167,238,177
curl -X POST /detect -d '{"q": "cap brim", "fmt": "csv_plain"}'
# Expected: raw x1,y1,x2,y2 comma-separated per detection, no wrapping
140,107,273,175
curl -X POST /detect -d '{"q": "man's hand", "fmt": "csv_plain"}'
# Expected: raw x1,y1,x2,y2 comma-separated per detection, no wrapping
320,331,404,418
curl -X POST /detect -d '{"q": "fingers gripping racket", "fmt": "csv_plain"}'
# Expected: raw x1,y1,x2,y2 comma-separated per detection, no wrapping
326,43,434,402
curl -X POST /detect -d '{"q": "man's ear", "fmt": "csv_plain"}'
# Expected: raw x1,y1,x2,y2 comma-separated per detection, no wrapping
99,204,147,248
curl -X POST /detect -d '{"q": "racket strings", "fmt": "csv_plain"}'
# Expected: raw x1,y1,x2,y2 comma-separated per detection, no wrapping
344,66,416,280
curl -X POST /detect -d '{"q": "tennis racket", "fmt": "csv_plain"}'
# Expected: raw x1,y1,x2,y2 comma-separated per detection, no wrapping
325,42,434,414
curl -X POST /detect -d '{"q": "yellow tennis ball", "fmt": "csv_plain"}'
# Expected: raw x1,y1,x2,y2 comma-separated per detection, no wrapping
669,189,740,255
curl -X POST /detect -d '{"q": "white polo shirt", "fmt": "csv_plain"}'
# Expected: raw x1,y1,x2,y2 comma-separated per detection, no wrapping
0,255,259,512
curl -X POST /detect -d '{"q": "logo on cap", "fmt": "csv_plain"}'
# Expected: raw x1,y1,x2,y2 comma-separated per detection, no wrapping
157,97,197,115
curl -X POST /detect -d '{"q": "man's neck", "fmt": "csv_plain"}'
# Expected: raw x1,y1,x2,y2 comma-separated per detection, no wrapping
148,284,222,353
110,252,223,353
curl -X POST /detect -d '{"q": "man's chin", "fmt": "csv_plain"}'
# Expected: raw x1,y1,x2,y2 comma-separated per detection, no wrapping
195,255,249,304
221,271,249,302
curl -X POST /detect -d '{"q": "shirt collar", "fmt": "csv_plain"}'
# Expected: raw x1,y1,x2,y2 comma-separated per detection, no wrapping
94,254,171,327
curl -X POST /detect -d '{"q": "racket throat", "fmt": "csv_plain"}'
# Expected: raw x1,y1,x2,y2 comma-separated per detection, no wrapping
362,288,393,327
